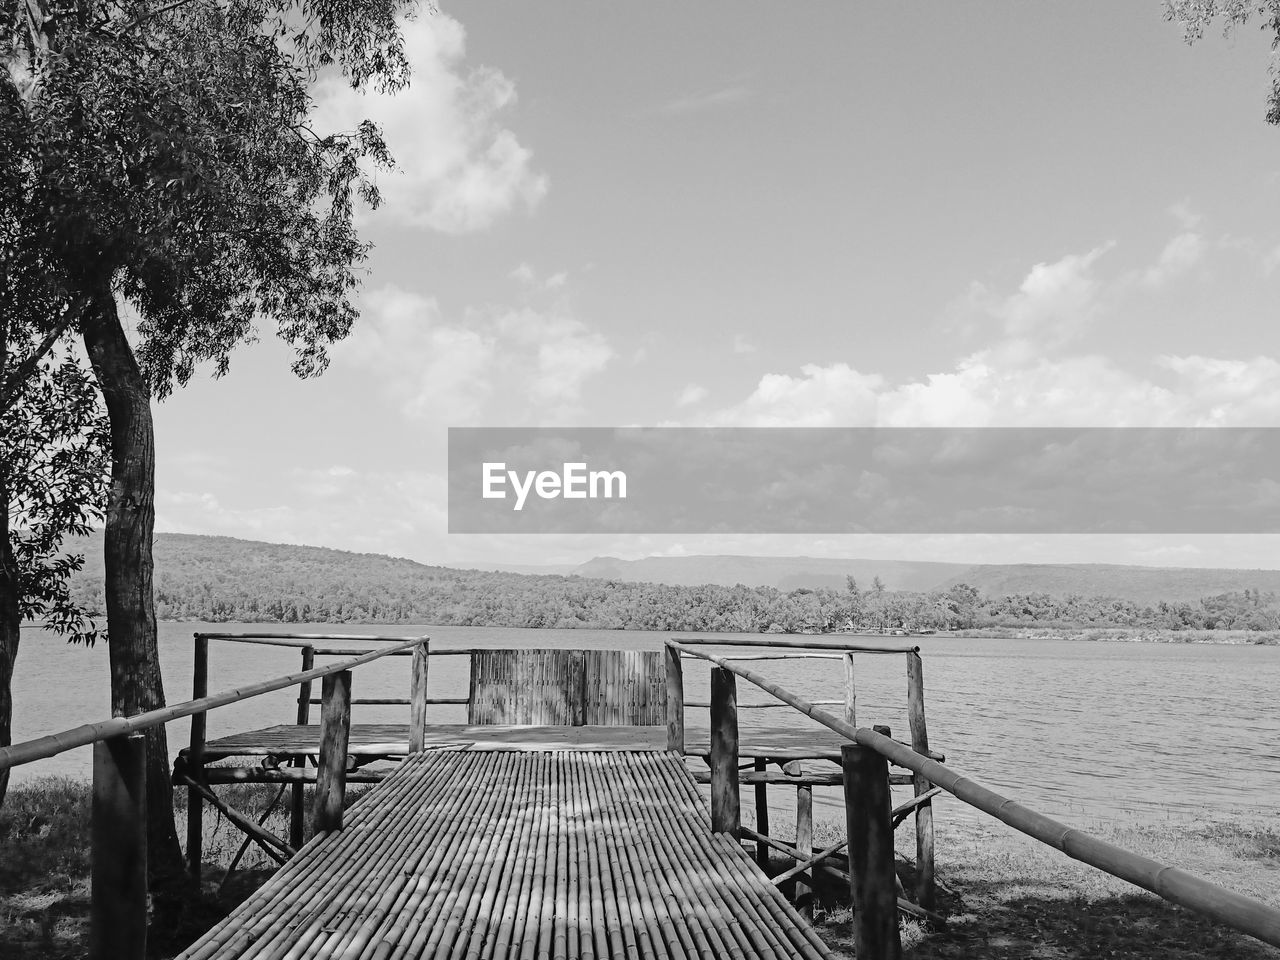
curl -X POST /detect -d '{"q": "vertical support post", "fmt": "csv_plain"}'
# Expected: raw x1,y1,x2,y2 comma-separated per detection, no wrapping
796,782,813,916
290,644,315,850
664,643,685,753
90,734,147,960
312,670,352,834
754,757,769,868
409,639,431,753
186,633,208,879
843,743,902,960
709,666,740,835
906,651,936,912
843,651,857,726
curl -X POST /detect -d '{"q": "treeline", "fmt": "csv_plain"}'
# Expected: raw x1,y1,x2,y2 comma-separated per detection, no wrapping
63,540,1280,633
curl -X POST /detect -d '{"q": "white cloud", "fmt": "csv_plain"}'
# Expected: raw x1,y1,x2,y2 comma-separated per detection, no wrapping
1141,231,1206,287
659,85,751,116
337,286,613,423
711,363,886,426
676,384,708,407
313,14,548,233
993,243,1113,340
732,334,757,354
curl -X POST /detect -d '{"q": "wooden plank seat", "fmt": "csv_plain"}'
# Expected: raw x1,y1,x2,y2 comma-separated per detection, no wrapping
175,750,833,960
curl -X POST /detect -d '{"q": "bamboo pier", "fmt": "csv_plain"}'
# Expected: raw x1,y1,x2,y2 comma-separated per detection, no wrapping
5,631,1278,959
177,750,832,960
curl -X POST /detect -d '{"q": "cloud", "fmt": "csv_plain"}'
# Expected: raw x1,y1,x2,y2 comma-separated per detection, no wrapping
676,384,708,407
992,243,1113,341
1141,231,1206,287
732,334,757,355
313,14,548,233
704,242,1280,429
337,285,613,423
510,262,569,291
659,85,751,116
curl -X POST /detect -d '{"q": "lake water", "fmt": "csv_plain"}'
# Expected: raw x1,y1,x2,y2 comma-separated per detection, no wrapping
10,622,1280,829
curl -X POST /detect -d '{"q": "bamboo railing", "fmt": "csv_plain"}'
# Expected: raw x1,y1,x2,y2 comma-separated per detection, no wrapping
667,639,1280,957
0,633,430,960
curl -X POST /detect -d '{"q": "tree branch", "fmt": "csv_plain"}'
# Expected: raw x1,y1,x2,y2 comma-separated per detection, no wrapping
0,296,89,412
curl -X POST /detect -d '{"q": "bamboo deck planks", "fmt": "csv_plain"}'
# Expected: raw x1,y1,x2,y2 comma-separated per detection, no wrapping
175,750,833,960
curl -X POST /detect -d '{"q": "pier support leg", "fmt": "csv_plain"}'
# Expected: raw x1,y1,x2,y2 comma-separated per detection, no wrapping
754,757,769,869
409,641,430,753
665,643,685,753
186,634,207,879
313,670,352,834
843,743,901,960
291,644,314,850
90,734,147,960
796,782,813,917
709,666,739,835
906,651,936,912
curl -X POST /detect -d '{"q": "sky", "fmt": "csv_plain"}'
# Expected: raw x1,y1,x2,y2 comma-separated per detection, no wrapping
149,2,1280,571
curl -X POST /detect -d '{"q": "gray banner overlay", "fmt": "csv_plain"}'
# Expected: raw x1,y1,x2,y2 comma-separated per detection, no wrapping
448,427,1280,534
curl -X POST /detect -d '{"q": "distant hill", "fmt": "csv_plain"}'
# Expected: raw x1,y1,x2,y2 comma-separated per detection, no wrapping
570,555,1280,604
55,532,1280,631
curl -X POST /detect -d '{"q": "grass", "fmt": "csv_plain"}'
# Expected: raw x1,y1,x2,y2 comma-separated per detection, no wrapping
759,809,1280,959
0,773,374,959
4,776,1279,959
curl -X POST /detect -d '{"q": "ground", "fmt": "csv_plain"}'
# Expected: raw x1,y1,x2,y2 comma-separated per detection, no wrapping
2,778,1278,958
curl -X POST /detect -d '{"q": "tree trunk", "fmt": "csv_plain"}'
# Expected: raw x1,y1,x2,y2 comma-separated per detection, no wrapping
82,292,184,891
0,482,18,807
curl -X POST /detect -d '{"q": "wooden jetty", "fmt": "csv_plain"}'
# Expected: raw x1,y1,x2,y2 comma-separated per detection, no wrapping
178,750,831,960
3,630,1280,959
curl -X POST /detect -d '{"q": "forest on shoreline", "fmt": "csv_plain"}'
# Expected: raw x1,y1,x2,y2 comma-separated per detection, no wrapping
60,536,1280,635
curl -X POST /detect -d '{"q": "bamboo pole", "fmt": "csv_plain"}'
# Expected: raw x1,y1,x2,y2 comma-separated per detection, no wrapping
0,635,428,771
219,783,288,892
795,782,813,917
844,743,902,960
313,670,352,833
664,642,684,753
186,633,208,880
177,775,292,862
673,636,920,653
906,650,935,912
709,667,740,835
753,757,769,870
291,643,315,850
843,651,856,726
89,734,146,960
673,641,1280,951
409,641,430,753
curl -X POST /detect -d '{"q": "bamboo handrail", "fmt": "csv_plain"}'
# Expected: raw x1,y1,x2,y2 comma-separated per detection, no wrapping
0,636,429,771
669,640,1280,950
674,636,920,654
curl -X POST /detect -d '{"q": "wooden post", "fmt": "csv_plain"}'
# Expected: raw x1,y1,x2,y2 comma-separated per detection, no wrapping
90,734,146,960
312,670,352,834
843,651,857,726
843,743,901,960
754,757,770,869
290,644,315,850
186,633,208,879
796,782,813,917
906,651,936,912
709,666,740,835
409,640,430,753
665,643,685,753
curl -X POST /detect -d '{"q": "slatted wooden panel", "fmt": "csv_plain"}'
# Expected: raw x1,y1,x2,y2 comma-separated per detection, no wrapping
582,649,665,725
176,750,832,960
467,649,665,726
468,649,584,725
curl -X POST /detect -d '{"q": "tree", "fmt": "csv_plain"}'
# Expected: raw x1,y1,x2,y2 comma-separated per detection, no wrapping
0,346,108,805
1166,1,1280,123
4,0,412,889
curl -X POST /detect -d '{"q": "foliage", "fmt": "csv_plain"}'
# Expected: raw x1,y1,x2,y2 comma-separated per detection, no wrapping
1166,0,1280,123
61,533,1280,634
2,350,108,643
